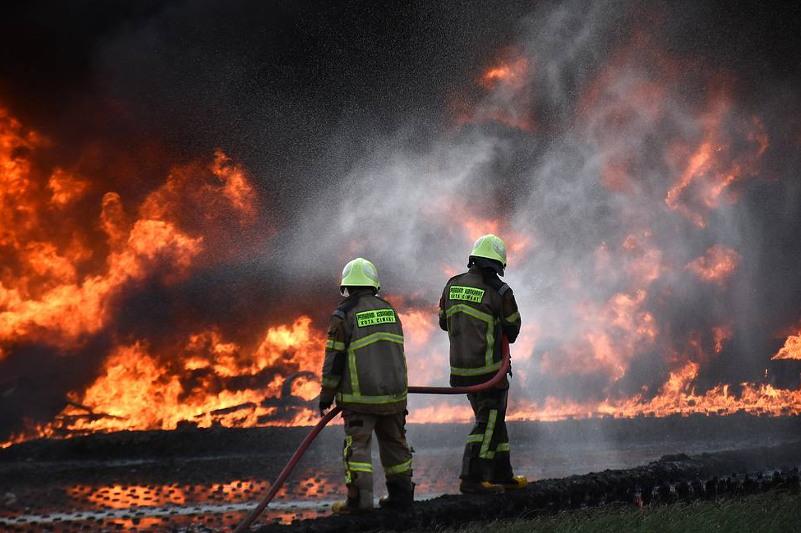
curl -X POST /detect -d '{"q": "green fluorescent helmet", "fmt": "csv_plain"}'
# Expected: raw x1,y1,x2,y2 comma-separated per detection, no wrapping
470,234,507,267
340,257,380,290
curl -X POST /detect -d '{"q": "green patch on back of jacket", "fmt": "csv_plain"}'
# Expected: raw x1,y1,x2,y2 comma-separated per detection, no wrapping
449,285,485,303
355,308,397,327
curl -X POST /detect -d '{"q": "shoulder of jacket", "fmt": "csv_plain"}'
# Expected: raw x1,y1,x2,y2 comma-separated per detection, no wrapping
334,295,361,318
446,272,469,285
482,272,510,295
373,295,397,309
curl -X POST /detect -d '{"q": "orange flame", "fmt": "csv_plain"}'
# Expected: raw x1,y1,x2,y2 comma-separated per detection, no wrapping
461,216,532,265
0,105,256,353
452,53,534,131
47,168,89,207
772,331,801,360
665,103,768,228
7,316,325,442
479,57,528,91
686,245,740,285
712,325,732,354
407,402,473,424
577,31,769,228
509,360,801,421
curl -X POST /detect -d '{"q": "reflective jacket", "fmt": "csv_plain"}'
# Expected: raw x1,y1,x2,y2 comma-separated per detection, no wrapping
439,266,521,386
321,289,407,414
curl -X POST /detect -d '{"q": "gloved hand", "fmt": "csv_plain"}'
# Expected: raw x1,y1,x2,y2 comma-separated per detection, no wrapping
319,398,332,416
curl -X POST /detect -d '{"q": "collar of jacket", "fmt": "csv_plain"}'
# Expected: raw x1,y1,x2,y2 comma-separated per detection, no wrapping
344,287,376,299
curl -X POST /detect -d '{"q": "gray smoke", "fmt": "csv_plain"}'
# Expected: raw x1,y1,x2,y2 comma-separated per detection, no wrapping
286,0,801,415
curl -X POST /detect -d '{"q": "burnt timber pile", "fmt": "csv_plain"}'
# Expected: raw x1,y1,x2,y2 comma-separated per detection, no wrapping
256,441,801,533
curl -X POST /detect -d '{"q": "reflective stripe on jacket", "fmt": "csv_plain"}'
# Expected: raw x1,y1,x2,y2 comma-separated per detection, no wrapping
440,267,521,386
322,291,407,413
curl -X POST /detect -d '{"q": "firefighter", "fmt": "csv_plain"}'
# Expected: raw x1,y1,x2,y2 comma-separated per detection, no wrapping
439,234,526,493
319,257,414,513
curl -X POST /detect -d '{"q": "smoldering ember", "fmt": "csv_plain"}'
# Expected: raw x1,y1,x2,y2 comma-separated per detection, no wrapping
1,1,800,531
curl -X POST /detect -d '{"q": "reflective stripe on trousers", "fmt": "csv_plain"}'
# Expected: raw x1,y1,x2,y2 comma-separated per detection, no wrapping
461,388,514,482
342,410,413,509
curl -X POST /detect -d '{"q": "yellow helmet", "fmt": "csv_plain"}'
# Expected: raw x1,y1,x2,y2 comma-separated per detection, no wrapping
470,234,507,267
340,257,380,290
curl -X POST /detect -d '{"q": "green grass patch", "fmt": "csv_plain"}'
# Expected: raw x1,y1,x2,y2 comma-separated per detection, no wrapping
441,490,800,533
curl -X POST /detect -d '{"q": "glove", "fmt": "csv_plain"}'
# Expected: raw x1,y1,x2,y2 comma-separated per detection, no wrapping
319,393,334,416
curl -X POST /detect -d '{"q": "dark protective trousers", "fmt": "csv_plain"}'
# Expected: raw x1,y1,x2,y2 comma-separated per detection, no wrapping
342,410,413,509
461,388,514,483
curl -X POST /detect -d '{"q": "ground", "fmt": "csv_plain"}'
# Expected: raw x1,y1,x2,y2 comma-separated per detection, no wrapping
435,490,799,533
1,418,800,531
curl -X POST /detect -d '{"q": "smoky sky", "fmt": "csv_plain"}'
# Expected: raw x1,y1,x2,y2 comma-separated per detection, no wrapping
0,1,798,198
1,1,795,195
2,0,801,438
0,1,531,201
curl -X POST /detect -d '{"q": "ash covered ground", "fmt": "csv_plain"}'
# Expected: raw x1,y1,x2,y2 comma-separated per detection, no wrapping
1,415,800,531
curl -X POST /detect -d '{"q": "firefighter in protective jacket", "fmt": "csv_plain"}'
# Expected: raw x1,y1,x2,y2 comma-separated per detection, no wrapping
439,234,526,493
319,258,414,512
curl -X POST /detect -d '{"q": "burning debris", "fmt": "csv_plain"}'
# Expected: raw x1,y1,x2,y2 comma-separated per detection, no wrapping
4,317,327,444
773,330,801,361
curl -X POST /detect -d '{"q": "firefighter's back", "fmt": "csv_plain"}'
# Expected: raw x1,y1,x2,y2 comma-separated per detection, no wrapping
441,270,504,385
338,293,407,414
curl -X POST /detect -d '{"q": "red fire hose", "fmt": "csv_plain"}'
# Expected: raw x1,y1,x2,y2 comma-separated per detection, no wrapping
234,336,511,532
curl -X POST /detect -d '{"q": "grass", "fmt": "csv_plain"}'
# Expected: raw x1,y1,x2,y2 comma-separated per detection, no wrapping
438,491,800,533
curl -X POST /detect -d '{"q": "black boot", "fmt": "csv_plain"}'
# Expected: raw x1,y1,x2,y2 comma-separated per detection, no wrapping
379,478,414,510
